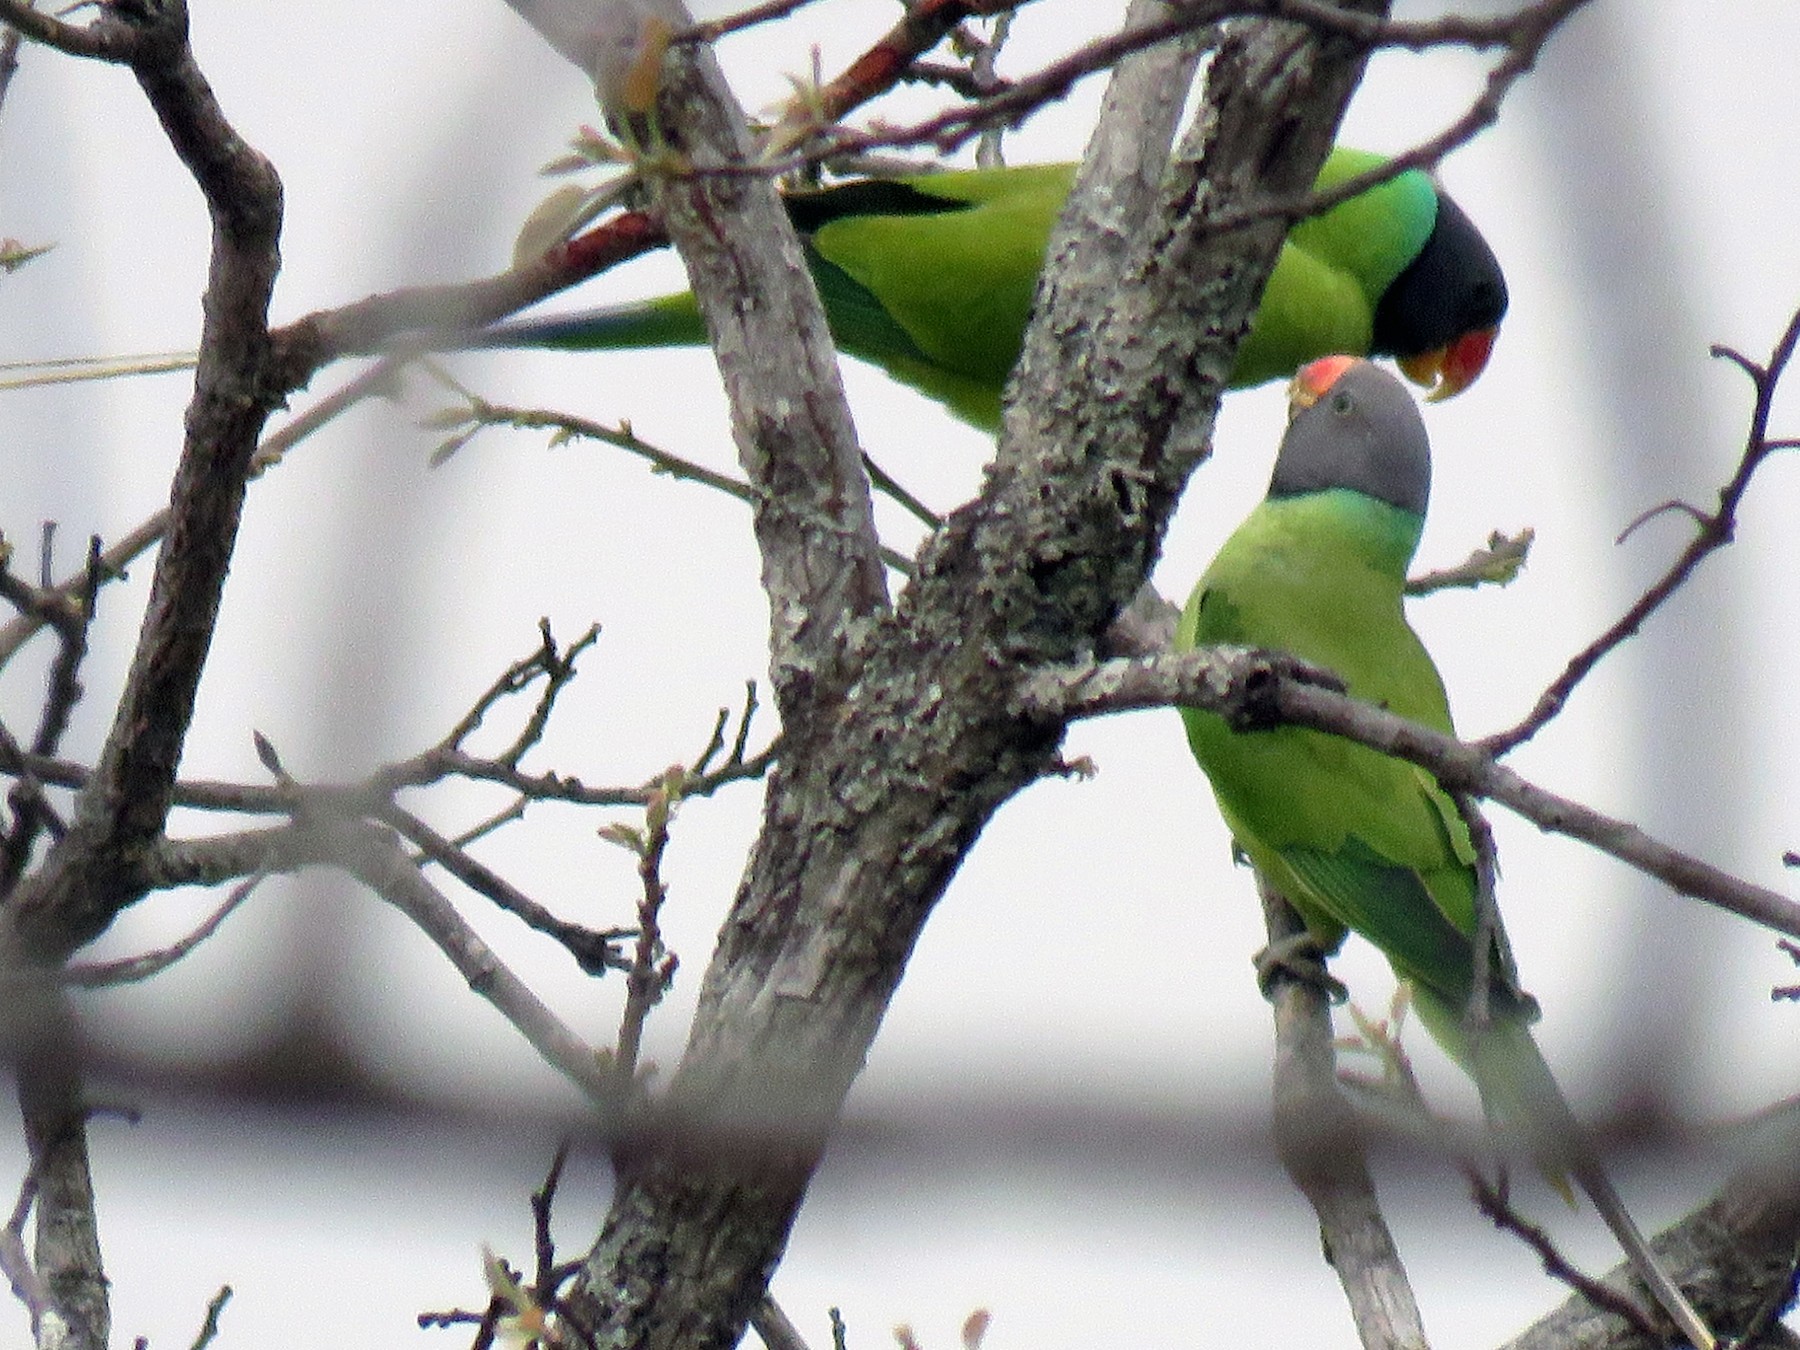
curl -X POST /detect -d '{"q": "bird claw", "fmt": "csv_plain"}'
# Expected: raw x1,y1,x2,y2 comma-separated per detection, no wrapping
1254,934,1348,1003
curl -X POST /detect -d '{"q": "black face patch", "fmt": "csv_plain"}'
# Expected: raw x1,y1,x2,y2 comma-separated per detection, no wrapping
1370,192,1508,359
784,179,972,235
1268,362,1431,515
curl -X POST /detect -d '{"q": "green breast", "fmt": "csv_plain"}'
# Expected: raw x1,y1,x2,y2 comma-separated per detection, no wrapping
1175,491,1457,870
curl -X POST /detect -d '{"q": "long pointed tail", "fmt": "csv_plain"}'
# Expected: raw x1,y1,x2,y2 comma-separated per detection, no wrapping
468,293,706,353
1569,1149,1715,1350
1419,991,1717,1349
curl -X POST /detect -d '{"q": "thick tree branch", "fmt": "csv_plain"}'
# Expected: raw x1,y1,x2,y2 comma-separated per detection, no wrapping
638,27,888,718
1260,880,1429,1350
0,0,284,964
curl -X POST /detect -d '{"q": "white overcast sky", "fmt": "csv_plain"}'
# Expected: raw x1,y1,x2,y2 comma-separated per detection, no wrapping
1,2,1798,1347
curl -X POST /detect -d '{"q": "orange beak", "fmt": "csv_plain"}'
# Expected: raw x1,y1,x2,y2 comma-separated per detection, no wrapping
1287,354,1358,418
1398,325,1498,402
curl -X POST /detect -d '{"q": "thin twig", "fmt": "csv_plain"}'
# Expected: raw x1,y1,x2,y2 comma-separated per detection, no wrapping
433,618,601,766
440,394,763,505
0,1155,48,1330
530,1143,570,1295
768,0,1588,179
607,772,683,1095
751,1295,817,1350
1404,529,1534,597
678,0,829,43
1,534,100,891
187,1286,233,1350
1467,1171,1663,1337
1485,305,1800,755
0,694,779,821
63,871,267,988
0,352,412,682
325,817,620,1111
442,396,919,574
382,804,632,978
861,452,941,532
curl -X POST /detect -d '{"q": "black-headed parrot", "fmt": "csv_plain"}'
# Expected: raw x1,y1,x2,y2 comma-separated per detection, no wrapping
481,149,1507,429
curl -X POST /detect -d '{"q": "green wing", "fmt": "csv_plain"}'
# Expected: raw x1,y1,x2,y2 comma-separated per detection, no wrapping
795,165,1070,429
804,165,1070,388
804,154,1441,424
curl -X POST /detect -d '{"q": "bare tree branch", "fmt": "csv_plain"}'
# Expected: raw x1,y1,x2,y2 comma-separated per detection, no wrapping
0,353,410,672
1500,1099,1800,1349
1016,648,1800,942
0,0,285,966
0,1134,48,1333
381,804,632,978
1259,880,1430,1350
1485,304,1800,754
436,393,923,575
679,0,829,43
14,985,107,1350
63,871,265,989
141,817,621,1113
1467,1173,1664,1340
0,19,23,117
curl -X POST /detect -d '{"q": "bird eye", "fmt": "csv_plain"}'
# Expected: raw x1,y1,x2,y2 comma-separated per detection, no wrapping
1330,391,1355,415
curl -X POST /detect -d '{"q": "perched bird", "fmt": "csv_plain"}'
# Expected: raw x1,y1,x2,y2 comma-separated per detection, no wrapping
1175,356,1714,1350
480,149,1507,429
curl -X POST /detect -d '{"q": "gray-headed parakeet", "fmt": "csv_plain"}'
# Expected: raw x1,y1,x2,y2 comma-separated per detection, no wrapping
1175,355,1714,1350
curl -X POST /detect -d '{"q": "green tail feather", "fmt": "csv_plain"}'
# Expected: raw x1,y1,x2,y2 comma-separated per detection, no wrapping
480,292,707,352
1412,988,1716,1349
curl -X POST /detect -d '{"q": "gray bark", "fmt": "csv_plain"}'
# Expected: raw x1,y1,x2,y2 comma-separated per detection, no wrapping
565,5,1388,1346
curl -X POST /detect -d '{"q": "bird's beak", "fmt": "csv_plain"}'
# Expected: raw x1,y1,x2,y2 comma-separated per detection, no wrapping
1398,326,1498,402
1287,354,1357,418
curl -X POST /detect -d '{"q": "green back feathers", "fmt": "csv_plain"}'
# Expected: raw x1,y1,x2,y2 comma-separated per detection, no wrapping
803,153,1445,421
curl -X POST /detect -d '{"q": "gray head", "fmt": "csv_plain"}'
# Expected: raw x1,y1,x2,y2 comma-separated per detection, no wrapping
1267,357,1431,516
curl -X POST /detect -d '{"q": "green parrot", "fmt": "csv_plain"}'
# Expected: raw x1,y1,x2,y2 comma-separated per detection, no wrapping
478,149,1507,429
1175,356,1715,1350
